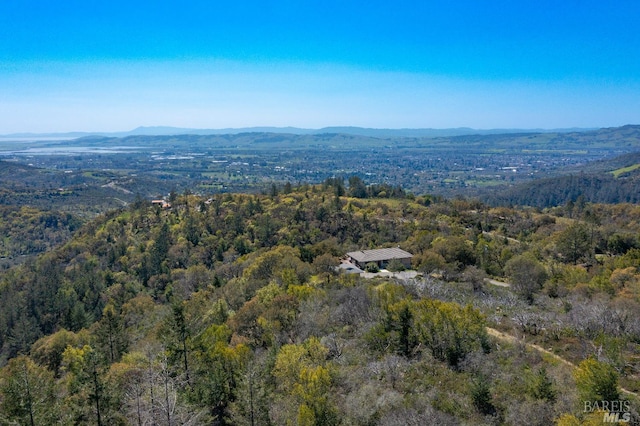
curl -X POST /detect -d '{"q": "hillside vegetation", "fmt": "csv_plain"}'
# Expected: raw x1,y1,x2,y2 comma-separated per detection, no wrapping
485,151,640,207
0,206,81,268
0,159,180,217
0,182,639,425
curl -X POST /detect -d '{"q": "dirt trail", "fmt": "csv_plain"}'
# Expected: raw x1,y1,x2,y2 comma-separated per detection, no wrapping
486,327,574,367
486,327,638,398
484,278,510,288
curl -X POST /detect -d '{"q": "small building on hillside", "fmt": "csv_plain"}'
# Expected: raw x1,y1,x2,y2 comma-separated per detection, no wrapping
346,247,413,270
152,199,172,209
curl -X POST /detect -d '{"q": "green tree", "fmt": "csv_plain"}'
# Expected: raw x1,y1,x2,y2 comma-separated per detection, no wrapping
413,299,489,366
574,357,620,402
348,176,367,199
94,304,128,364
413,250,446,273
431,236,477,270
294,366,337,426
471,375,495,416
30,328,82,376
272,338,335,426
365,262,379,273
161,302,192,385
150,222,170,275
0,355,61,425
228,355,272,426
191,324,250,422
557,222,592,264
505,255,548,303
386,258,406,272
184,212,200,246
528,367,556,402
62,345,118,426
376,299,416,357
607,233,638,255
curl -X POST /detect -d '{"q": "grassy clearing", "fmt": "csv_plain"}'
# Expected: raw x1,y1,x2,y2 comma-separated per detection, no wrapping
611,163,640,178
465,179,505,187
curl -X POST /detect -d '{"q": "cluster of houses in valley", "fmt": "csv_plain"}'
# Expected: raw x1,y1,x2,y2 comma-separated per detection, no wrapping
339,247,413,275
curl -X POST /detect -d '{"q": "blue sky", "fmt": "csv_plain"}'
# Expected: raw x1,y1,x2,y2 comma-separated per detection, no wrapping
1,0,639,132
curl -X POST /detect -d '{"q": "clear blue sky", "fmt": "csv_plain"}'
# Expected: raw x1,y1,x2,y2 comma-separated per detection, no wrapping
1,0,639,133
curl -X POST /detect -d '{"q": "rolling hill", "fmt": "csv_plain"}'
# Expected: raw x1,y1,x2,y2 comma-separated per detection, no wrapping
485,151,640,207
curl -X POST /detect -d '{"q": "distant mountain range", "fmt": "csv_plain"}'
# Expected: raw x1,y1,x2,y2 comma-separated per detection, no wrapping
0,125,599,140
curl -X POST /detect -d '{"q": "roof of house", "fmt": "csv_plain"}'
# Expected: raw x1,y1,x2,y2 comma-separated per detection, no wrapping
346,247,413,263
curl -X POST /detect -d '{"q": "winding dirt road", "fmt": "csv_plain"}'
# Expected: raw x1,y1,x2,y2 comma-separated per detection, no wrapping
486,327,638,398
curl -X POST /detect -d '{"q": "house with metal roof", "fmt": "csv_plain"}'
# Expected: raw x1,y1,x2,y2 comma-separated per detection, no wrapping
345,247,413,270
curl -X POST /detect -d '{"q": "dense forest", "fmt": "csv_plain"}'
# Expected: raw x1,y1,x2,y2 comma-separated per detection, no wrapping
484,171,640,207
483,152,640,208
0,205,81,269
0,180,639,425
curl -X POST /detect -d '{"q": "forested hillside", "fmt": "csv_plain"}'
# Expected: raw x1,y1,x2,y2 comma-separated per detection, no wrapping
0,159,177,217
486,151,640,207
486,171,640,207
0,182,639,425
0,206,81,268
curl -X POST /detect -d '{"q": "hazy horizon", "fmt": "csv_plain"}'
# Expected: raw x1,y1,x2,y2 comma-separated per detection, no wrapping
0,123,606,136
2,1,639,133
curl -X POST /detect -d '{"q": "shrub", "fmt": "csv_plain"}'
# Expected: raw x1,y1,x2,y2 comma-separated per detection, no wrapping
387,258,406,272
365,262,379,273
